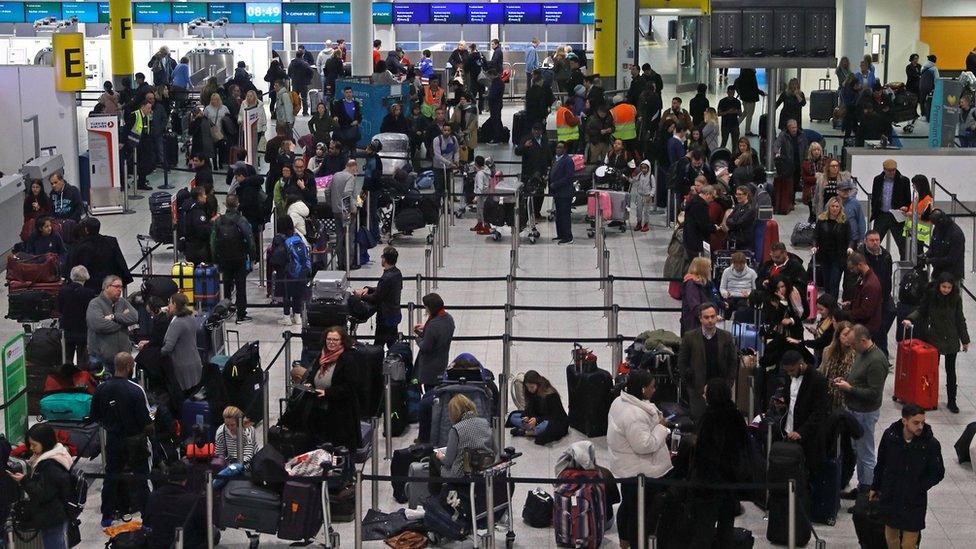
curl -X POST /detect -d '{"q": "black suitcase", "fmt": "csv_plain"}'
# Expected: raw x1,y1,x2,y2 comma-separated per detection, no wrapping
391,443,434,503
809,438,842,525
329,483,356,522
45,420,101,458
852,492,887,549
306,299,348,329
419,195,439,225
9,290,56,322
300,326,326,365
394,207,425,233
811,79,838,121
955,421,976,463
512,110,527,145
149,191,172,214
217,479,281,534
387,380,409,437
353,343,385,420
766,442,811,546
268,423,315,460
565,350,612,437
27,327,63,370
278,479,323,541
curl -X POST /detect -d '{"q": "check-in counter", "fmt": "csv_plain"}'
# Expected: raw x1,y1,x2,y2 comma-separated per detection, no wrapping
845,147,976,202
0,174,26,257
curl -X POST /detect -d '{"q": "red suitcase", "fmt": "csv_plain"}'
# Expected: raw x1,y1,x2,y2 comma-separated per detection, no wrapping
894,329,940,410
773,177,794,214
762,219,780,264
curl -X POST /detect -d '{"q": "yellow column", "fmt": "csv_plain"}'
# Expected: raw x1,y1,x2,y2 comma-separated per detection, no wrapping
593,0,617,78
53,33,86,92
109,0,133,89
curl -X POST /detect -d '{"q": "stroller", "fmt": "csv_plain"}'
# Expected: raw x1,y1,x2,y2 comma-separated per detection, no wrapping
484,178,541,244
423,447,521,549
585,166,630,238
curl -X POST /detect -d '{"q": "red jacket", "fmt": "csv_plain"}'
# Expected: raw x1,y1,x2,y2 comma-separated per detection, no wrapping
849,268,882,332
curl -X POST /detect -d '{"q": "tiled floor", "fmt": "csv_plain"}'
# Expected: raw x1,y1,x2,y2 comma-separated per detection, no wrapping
6,96,975,548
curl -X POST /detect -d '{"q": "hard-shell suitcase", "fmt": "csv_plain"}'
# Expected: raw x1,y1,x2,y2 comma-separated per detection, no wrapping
150,192,174,244
8,288,58,322
305,300,348,329
512,110,527,145
429,383,495,446
807,260,818,321
387,380,409,436
310,271,349,302
954,421,976,463
180,399,213,442
217,479,281,534
736,354,757,418
752,218,779,263
773,177,794,214
766,442,811,547
391,443,433,503
278,480,323,541
356,420,373,463
39,393,92,421
565,346,612,437
44,420,101,458
810,79,838,122
586,191,613,220
193,264,219,314
894,329,939,410
172,262,194,305
809,438,842,525
406,461,431,509
308,89,322,112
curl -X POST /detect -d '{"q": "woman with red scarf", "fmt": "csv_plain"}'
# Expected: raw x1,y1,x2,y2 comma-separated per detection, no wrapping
296,326,362,450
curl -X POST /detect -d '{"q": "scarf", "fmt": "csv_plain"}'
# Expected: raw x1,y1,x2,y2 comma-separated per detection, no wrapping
423,308,447,330
318,345,344,373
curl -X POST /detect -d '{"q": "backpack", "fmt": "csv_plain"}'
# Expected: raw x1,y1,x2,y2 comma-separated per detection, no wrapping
284,235,311,279
268,234,291,270
289,91,301,116
172,189,194,251
304,217,320,244
214,215,247,268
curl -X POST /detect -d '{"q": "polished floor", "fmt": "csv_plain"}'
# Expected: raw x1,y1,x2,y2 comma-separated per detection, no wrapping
5,94,975,549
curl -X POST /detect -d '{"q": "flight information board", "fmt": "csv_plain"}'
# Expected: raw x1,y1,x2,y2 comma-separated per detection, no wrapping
466,2,502,24
133,2,170,23
0,1,24,21
25,1,59,20
429,2,465,24
282,2,317,23
371,2,391,24
318,2,349,23
504,3,542,24
541,3,576,24
392,2,428,24
208,2,246,22
61,1,98,21
244,1,280,22
171,1,206,22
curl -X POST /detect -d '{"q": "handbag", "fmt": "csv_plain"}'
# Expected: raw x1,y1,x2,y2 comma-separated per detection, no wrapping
385,531,428,549
522,489,554,527
210,122,225,142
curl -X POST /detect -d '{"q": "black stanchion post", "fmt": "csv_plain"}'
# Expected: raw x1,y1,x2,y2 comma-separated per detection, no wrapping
205,470,214,549
407,302,416,356
383,375,392,459
371,416,380,510
261,370,270,443
497,371,507,450
283,331,293,392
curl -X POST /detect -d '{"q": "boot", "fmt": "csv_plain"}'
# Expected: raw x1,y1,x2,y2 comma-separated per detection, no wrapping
470,222,483,232
948,384,959,413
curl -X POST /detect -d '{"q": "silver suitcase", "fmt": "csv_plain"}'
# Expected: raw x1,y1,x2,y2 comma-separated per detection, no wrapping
311,271,349,302
406,461,431,509
308,89,322,111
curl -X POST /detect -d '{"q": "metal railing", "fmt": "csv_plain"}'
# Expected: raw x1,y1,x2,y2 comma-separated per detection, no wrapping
930,177,976,274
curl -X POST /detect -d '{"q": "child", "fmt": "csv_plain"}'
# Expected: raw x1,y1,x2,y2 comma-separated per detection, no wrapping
631,159,655,232
471,155,493,235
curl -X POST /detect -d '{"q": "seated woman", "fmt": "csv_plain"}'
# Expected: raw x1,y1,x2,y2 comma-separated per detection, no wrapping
23,215,66,259
789,294,846,366
435,394,494,478
214,405,258,465
509,370,569,445
719,251,757,319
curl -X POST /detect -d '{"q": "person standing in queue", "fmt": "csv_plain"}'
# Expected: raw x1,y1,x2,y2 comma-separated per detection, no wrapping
549,141,576,245
355,246,404,349
91,352,153,528
414,293,456,391
6,422,74,549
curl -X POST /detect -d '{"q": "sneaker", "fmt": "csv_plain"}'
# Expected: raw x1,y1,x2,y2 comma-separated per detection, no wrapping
290,314,298,325
510,427,525,437
236,315,253,324
101,517,114,528
557,239,574,245
278,317,292,326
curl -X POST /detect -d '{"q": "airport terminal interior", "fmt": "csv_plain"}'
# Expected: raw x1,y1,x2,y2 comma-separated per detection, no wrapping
2,0,976,547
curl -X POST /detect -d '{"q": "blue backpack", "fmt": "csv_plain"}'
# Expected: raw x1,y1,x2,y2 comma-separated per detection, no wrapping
415,170,435,190
284,235,311,279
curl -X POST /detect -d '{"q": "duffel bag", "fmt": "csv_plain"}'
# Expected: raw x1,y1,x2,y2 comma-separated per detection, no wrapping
40,392,92,421
7,252,60,283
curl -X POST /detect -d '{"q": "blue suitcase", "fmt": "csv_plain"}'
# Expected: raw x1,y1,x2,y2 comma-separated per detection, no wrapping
752,219,767,265
193,264,219,314
732,322,762,353
181,399,213,442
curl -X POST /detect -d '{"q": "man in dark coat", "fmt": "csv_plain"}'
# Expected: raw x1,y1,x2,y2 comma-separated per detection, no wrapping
67,218,133,292
287,54,314,116
549,141,577,244
775,351,830,474
927,209,966,281
870,160,911,257
515,123,552,219
870,404,944,546
757,242,808,291
357,246,404,350
524,72,555,131
677,302,738,420
682,185,717,259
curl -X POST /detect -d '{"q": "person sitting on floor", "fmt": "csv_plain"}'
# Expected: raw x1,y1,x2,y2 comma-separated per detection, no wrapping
509,370,569,445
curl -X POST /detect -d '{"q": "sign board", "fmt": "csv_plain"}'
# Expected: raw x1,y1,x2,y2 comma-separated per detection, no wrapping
0,333,27,445
244,1,281,23
208,2,245,22
86,114,124,215
53,32,85,92
242,106,260,168
109,0,133,77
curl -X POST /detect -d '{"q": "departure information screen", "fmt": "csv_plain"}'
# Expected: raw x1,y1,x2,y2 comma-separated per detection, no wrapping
133,2,170,23
318,2,349,23
208,2,246,22
61,1,98,22
392,3,429,24
429,3,465,24
244,1,280,23
171,2,206,22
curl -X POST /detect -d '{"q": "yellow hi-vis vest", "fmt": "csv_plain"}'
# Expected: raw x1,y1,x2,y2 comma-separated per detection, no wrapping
611,103,637,141
556,107,578,142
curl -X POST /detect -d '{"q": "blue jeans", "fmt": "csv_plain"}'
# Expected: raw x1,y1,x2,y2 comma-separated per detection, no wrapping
823,260,844,302
849,408,880,489
508,412,549,436
41,522,67,549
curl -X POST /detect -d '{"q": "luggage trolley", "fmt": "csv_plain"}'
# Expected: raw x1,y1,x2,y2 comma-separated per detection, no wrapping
385,170,440,244
485,179,540,244
586,166,630,238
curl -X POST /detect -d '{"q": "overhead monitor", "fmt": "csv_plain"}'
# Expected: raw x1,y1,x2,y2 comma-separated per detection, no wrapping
245,2,281,23
208,2,246,22
97,1,109,22
0,1,24,22
392,3,429,24
25,2,60,20
282,2,318,23
372,2,392,24
429,3,465,24
578,3,594,23
541,3,578,24
318,2,349,23
466,3,502,24
133,2,172,23
504,3,542,24
62,2,100,22
171,2,207,23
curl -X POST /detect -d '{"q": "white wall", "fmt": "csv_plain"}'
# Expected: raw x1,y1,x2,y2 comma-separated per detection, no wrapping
0,66,80,186
922,0,976,17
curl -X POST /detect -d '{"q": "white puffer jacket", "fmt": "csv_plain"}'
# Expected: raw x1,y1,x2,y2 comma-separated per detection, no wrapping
606,391,673,479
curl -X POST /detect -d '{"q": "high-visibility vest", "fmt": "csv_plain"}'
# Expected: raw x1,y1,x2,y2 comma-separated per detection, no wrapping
555,107,578,142
610,103,637,141
132,110,149,136
422,86,443,118
902,194,933,244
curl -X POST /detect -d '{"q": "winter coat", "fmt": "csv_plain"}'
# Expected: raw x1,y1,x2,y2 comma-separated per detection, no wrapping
607,392,672,479
682,195,713,257
928,220,966,281
871,421,945,532
161,314,203,391
415,313,456,385
680,277,715,335
21,444,73,529
293,348,362,451
725,201,757,248
908,289,970,355
814,216,851,263
691,402,749,491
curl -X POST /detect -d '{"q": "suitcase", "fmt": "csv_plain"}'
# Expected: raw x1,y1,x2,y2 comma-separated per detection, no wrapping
428,383,495,446
565,348,612,437
406,461,431,509
736,354,757,418
251,444,288,491
852,492,887,549
790,222,815,247
6,252,60,283
150,191,175,243
894,330,939,410
394,207,425,233
766,442,811,547
305,300,348,329
732,322,761,353
356,421,373,463
217,479,282,534
810,79,838,122
512,110,527,145
193,264,219,314
172,262,194,305
27,328,64,370
391,443,433,503
8,288,58,322
809,437,842,525
954,421,976,463
40,392,92,421
807,260,818,321
328,483,356,523
278,479,323,541
756,187,773,220
752,218,778,264
44,420,101,458
180,399,213,443
354,343,385,420
387,380,409,436
553,469,607,549
164,133,179,167
268,424,316,460
586,191,613,220
308,89,322,111
310,271,349,302
773,177,793,214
